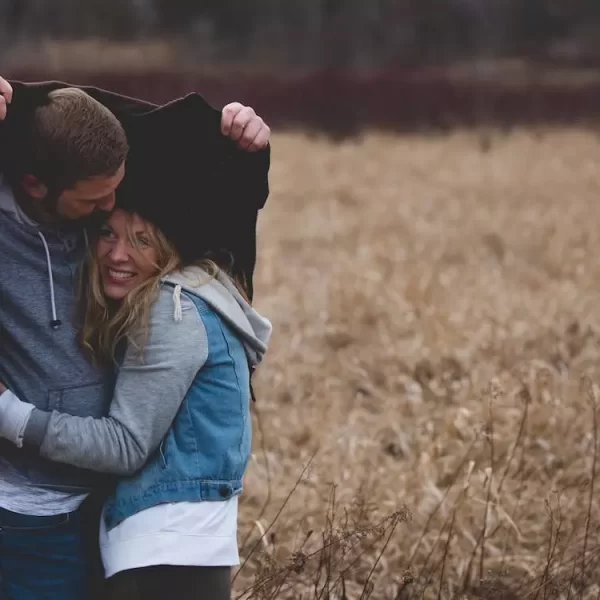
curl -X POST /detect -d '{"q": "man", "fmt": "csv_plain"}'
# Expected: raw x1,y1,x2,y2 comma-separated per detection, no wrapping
0,76,271,599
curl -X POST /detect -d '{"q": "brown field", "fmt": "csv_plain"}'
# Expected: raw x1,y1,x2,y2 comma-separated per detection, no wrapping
236,127,600,599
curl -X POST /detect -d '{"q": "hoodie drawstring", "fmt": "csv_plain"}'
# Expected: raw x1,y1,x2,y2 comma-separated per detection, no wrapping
249,366,257,403
37,231,61,329
173,285,183,322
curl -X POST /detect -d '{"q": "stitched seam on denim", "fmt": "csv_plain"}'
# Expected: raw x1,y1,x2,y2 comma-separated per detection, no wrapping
188,310,210,472
216,319,245,469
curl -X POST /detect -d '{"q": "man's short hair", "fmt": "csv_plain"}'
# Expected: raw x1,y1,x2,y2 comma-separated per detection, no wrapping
29,88,128,190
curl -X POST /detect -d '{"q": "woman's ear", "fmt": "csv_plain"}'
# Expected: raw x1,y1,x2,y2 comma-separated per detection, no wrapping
21,174,48,199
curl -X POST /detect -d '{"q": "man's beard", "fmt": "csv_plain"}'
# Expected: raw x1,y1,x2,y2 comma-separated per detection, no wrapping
43,188,111,233
41,187,61,217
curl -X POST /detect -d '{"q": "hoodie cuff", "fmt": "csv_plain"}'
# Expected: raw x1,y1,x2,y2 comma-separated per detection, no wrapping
23,408,51,449
0,390,35,447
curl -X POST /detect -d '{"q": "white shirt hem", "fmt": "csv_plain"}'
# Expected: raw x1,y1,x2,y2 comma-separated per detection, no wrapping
101,532,240,578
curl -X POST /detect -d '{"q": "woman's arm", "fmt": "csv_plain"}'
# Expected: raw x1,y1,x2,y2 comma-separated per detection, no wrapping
0,287,207,476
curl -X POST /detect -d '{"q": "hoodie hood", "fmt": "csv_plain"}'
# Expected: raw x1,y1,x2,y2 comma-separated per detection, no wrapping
163,266,272,367
0,174,38,227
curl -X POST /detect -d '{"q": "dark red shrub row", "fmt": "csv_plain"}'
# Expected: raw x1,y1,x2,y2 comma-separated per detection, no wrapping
7,68,600,137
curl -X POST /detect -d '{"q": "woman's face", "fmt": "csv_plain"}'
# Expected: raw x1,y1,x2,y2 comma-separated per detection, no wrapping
96,209,158,300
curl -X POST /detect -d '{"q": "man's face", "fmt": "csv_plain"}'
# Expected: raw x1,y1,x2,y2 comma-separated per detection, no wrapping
55,162,126,221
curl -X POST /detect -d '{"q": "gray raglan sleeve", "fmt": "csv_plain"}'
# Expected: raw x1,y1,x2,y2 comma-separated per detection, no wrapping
23,287,207,476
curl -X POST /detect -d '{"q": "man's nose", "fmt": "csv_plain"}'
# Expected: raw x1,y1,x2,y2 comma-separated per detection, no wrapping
97,193,116,212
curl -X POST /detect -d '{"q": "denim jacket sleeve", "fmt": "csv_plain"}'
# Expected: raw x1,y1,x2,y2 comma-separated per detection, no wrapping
23,287,207,475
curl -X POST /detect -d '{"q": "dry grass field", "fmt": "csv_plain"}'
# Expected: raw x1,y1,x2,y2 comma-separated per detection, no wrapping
235,127,600,599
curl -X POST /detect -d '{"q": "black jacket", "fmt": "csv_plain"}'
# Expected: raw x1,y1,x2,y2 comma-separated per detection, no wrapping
2,79,271,300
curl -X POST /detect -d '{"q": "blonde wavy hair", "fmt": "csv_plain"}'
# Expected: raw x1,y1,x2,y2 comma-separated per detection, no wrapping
78,212,230,366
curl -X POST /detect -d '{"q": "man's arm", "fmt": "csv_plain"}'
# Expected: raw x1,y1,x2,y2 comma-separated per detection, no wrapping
0,288,206,475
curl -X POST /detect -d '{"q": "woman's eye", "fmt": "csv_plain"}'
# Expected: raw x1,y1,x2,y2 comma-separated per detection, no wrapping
135,235,150,247
98,228,115,239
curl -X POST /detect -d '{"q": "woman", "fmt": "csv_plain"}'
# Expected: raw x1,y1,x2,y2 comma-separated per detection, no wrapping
0,207,271,599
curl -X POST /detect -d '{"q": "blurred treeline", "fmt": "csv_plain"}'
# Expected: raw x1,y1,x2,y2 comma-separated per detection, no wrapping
2,0,600,69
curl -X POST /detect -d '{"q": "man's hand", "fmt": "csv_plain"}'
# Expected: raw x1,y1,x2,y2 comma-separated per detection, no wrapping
0,381,6,394
221,103,270,152
0,77,13,120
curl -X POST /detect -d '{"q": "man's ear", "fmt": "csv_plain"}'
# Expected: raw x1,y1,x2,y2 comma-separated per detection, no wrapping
21,174,48,199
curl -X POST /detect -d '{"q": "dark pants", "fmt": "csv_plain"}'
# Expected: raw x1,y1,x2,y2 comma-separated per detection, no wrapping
0,507,88,600
0,493,107,600
107,565,232,600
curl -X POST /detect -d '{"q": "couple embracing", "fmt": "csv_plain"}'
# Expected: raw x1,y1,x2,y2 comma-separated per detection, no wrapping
0,76,273,599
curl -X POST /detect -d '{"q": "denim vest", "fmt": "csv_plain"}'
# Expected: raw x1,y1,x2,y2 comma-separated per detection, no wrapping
103,292,252,531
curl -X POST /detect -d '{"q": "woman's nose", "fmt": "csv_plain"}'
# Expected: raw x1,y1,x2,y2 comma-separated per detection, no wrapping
109,239,129,262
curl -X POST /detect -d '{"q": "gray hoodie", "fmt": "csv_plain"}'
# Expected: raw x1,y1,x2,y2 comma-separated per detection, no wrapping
15,266,272,475
0,175,113,514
